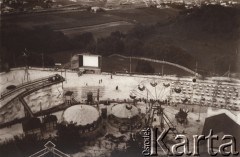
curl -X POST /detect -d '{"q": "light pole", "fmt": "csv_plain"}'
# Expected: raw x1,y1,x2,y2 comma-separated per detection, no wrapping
129,56,132,74
196,105,201,122
196,96,204,122
41,52,44,69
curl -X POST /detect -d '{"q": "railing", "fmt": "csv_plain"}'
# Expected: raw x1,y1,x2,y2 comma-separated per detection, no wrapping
109,54,201,77
1,74,57,99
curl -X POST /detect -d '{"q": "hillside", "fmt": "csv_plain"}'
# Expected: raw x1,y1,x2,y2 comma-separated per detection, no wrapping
1,5,240,76
143,5,240,75
92,5,240,75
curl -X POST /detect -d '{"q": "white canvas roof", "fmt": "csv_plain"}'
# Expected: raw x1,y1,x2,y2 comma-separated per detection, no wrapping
111,103,139,119
63,105,100,126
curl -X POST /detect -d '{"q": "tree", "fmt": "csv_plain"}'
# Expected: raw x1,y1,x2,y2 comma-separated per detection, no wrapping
74,32,96,52
135,60,155,74
124,38,144,56
97,35,124,55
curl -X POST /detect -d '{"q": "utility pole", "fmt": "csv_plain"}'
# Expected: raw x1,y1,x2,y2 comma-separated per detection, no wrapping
97,89,100,110
65,68,67,83
129,56,132,74
41,53,44,69
196,102,201,122
228,64,231,78
161,59,164,76
195,61,198,77
146,90,148,114
13,53,16,67
70,53,72,70
23,48,29,82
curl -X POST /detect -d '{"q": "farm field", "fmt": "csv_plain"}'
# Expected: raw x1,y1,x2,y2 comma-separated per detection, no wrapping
2,11,120,30
58,21,134,38
108,7,179,25
1,7,179,38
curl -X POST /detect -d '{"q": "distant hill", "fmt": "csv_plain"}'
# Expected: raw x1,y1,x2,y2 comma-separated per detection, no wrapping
1,4,240,76
145,5,240,75
177,5,240,39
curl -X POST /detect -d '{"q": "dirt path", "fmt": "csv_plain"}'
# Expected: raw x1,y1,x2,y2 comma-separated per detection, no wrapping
57,21,133,36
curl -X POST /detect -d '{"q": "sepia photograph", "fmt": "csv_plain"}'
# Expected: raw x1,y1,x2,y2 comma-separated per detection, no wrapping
0,0,240,156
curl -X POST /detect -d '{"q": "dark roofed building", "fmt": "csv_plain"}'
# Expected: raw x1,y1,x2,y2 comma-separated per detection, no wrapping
64,91,74,105
22,117,42,136
42,115,58,131
200,113,240,156
71,53,102,74
64,91,73,96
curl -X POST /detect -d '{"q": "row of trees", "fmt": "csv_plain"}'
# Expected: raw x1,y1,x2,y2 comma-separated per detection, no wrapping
0,122,140,156
96,24,196,70
0,25,96,70
2,0,53,10
0,123,86,156
1,5,239,74
0,23,203,73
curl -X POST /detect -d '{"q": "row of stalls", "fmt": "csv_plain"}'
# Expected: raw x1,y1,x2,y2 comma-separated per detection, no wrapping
22,114,57,137
22,103,144,138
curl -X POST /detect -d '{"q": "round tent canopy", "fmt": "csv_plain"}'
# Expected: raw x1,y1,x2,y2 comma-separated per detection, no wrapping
111,103,139,119
174,87,181,93
163,83,170,87
129,94,136,99
192,78,196,82
181,98,188,103
138,85,145,91
150,82,157,87
62,105,100,126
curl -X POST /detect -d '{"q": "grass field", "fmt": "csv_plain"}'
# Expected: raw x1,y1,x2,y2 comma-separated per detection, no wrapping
107,7,179,25
2,7,179,38
58,21,134,38
3,11,119,30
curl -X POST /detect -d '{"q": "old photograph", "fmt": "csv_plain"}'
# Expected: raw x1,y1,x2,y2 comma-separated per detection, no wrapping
0,0,240,156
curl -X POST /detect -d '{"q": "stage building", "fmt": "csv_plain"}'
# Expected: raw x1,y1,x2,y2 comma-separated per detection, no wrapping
71,53,102,74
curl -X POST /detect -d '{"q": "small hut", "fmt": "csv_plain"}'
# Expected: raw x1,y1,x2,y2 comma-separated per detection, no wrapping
87,92,93,104
42,115,58,131
64,91,74,105
22,117,42,137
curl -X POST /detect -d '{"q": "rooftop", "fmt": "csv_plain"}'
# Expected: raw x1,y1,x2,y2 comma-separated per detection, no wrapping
111,103,139,119
62,105,100,126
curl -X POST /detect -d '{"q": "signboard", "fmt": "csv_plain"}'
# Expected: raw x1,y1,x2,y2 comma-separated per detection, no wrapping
83,55,99,67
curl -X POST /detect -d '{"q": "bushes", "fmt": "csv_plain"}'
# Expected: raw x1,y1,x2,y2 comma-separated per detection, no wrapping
135,60,155,74
0,134,46,157
1,26,96,68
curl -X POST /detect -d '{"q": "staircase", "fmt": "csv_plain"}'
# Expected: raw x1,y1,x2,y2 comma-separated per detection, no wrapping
81,86,105,99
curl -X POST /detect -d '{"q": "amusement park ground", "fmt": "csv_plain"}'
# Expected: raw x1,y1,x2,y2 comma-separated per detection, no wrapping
0,68,239,156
